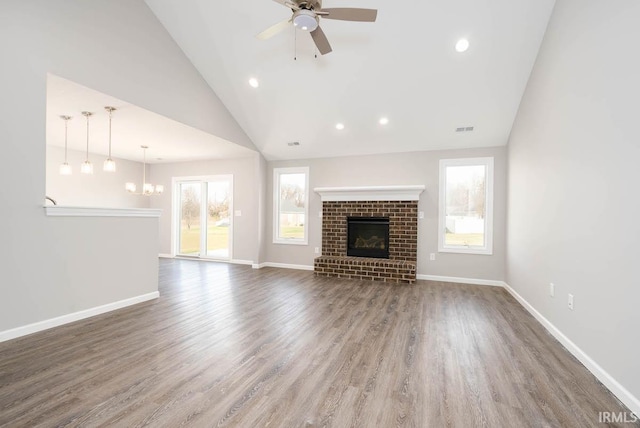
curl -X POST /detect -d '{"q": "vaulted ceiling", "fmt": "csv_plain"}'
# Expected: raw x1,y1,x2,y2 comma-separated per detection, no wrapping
146,0,556,161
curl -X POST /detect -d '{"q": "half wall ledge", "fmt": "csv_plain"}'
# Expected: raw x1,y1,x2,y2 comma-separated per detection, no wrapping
44,206,162,218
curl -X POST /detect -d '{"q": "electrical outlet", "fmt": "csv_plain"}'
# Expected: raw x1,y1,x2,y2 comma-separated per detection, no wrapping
568,294,574,310
429,253,436,261
550,283,555,297
419,211,425,219
314,247,319,254
234,210,242,217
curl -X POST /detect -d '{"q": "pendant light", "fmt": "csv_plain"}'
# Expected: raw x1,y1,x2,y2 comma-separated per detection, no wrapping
59,115,73,175
103,106,116,172
80,111,93,174
126,146,164,195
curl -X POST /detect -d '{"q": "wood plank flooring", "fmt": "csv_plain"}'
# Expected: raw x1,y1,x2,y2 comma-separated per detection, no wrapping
0,259,636,427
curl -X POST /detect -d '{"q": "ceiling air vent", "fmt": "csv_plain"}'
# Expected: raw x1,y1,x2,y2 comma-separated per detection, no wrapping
288,141,300,146
456,126,475,133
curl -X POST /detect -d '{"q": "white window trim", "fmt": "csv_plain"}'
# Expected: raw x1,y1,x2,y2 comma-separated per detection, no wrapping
438,157,494,255
273,166,309,245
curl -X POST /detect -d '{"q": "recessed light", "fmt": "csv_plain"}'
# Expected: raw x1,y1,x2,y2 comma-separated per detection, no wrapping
455,39,470,53
379,117,389,125
335,123,345,130
248,78,259,88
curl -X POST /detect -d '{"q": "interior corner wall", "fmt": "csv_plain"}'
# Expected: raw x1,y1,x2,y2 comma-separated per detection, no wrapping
265,147,507,280
0,0,255,334
506,0,640,409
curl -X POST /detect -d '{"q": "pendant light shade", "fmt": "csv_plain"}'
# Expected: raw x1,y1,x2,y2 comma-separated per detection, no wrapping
103,158,116,172
59,115,72,175
103,106,117,172
81,111,93,175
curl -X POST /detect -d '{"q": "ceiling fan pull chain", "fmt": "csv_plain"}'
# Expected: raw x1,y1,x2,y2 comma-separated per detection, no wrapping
294,26,297,60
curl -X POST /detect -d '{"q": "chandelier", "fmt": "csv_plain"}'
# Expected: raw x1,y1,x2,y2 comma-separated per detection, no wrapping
125,145,163,195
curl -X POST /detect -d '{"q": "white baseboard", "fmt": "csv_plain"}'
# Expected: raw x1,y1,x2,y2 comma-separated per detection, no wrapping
416,274,504,287
503,282,640,416
158,253,173,258
252,262,314,271
168,256,254,266
0,291,160,343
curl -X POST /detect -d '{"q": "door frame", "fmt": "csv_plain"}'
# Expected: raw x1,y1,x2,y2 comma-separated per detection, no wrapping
171,175,234,260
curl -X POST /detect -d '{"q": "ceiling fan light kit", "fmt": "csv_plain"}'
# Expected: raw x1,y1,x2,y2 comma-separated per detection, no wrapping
293,10,318,31
257,0,378,55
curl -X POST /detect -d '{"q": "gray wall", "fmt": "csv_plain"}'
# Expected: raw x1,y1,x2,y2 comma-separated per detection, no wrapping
149,155,261,263
47,146,150,208
507,0,640,405
256,154,268,265
267,147,507,280
0,1,254,333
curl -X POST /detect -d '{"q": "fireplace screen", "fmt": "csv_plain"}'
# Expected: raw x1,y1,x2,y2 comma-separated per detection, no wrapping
347,217,390,259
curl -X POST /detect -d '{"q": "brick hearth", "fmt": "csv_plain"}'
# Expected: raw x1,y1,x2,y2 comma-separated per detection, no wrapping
314,200,418,283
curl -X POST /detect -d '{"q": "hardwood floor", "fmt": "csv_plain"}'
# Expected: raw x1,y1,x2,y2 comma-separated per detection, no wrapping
0,259,636,427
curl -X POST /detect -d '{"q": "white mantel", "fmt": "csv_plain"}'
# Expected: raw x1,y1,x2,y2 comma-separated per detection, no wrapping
314,185,425,202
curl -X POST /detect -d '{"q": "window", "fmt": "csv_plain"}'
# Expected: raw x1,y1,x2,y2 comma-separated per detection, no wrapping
439,157,494,255
273,167,309,245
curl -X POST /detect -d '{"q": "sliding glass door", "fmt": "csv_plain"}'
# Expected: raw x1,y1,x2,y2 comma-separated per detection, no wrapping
205,178,231,258
175,176,233,260
178,181,202,256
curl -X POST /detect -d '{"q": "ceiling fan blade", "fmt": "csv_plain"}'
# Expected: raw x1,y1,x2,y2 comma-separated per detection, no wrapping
272,0,300,10
320,8,378,22
310,26,332,55
256,18,292,40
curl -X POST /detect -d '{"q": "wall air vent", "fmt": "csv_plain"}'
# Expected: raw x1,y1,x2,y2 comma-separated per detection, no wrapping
456,126,475,133
287,141,300,146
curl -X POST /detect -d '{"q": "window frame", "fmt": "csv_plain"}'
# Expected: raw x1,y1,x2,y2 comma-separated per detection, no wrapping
171,175,234,260
438,157,494,255
273,166,309,245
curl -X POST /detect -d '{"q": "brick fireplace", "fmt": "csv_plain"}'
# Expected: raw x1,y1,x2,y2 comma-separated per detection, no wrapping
313,186,424,284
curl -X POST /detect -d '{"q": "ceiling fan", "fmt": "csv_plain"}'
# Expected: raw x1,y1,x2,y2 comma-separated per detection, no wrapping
257,0,378,55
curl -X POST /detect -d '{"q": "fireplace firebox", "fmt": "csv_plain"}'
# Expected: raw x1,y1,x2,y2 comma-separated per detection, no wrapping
347,217,390,259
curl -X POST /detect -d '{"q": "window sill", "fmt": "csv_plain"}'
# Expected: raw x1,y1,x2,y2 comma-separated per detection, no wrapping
438,247,493,256
273,239,308,246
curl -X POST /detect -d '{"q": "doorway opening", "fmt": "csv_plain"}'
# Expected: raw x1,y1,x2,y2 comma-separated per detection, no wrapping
173,175,233,260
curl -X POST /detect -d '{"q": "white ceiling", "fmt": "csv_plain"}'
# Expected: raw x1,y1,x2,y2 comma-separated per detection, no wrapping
146,0,556,161
46,74,256,164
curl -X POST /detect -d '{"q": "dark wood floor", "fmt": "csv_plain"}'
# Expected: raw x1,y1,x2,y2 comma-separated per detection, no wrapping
0,259,635,427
